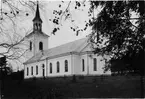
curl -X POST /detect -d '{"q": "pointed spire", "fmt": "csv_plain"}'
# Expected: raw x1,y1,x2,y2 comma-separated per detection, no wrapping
33,1,42,22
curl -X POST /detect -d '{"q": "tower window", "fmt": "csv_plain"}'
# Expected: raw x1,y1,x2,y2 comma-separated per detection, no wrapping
30,41,32,51
50,63,52,73
39,42,43,50
93,58,97,71
82,59,85,72
65,60,68,72
57,61,60,73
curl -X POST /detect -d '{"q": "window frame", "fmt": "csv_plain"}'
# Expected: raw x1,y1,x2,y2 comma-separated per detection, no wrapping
39,41,43,50
82,59,85,72
50,63,52,73
65,60,68,72
30,41,32,51
93,58,97,71
31,66,33,75
36,65,38,75
57,61,60,73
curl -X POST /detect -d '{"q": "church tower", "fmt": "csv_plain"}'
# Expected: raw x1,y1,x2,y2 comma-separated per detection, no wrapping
25,1,49,60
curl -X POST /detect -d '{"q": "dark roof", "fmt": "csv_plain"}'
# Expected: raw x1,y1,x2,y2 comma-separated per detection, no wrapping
32,2,42,22
25,31,49,38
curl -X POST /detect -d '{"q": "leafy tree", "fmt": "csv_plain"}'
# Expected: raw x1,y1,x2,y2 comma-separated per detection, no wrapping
88,1,145,97
51,1,145,97
88,1,145,74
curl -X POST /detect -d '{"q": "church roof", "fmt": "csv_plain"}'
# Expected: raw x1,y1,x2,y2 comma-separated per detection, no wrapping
25,31,49,38
24,37,92,64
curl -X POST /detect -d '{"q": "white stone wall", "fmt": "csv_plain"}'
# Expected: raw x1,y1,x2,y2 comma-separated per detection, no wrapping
24,33,49,63
24,36,35,61
24,60,47,79
72,54,81,75
34,34,48,54
73,53,111,76
87,54,111,75
47,55,72,77
24,53,111,79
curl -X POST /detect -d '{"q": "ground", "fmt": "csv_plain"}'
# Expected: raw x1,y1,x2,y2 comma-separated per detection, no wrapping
1,75,145,99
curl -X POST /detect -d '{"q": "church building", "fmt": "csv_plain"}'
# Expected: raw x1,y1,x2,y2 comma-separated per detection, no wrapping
23,3,111,79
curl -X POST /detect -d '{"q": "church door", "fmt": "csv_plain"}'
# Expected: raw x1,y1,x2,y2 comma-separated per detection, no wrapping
43,68,45,77
42,64,45,77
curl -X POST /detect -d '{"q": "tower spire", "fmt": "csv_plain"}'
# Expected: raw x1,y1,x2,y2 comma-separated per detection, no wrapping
33,1,42,31
33,1,42,22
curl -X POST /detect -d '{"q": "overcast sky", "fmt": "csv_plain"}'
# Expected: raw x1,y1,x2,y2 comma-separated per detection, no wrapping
18,0,91,48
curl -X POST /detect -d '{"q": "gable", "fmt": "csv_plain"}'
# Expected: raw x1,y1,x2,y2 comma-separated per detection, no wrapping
25,31,49,39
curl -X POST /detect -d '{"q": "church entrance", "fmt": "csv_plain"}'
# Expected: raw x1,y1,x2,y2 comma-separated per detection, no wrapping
42,68,45,77
42,64,45,77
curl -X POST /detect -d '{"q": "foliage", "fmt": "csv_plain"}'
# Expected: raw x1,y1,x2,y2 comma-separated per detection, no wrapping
87,1,145,74
51,1,145,74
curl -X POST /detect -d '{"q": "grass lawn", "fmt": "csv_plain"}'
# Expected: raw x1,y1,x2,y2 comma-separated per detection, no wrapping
1,76,145,98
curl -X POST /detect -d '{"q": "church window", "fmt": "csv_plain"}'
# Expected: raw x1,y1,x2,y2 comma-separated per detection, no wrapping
50,63,52,73
93,58,97,71
57,61,60,73
82,59,85,72
36,65,38,75
27,67,29,76
38,23,41,30
30,41,32,51
65,60,68,72
31,66,33,75
39,42,43,50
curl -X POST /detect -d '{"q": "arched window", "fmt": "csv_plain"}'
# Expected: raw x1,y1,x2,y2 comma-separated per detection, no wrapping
65,60,68,72
30,41,32,51
93,58,97,71
42,64,45,77
57,61,60,73
31,66,33,75
82,59,85,72
38,23,41,30
39,42,43,50
36,65,38,75
50,63,52,73
27,67,29,76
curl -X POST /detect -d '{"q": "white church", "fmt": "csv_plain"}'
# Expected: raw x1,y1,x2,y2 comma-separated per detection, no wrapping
23,3,111,79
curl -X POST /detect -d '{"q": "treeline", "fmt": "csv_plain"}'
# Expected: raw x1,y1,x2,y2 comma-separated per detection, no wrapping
110,49,144,76
0,69,24,80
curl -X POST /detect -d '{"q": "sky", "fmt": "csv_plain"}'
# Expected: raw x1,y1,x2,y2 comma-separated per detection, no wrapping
0,0,92,71
33,0,91,48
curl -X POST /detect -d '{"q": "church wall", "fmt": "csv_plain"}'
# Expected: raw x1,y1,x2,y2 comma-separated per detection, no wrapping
47,55,72,77
79,54,89,75
24,36,35,62
88,54,111,75
34,34,48,55
24,60,47,79
72,54,81,75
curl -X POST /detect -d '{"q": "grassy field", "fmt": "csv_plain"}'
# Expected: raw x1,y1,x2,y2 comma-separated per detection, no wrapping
1,75,145,99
